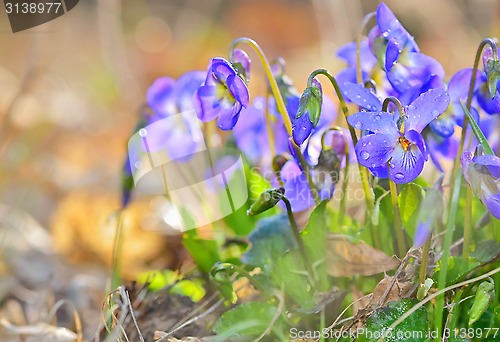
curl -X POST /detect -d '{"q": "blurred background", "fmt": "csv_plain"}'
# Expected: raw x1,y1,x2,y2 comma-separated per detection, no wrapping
1,0,500,339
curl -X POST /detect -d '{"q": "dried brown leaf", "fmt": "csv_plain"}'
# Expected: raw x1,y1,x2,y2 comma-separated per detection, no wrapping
325,235,400,277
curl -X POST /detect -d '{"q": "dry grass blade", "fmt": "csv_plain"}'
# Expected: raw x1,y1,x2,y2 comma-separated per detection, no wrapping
0,318,78,342
47,299,84,342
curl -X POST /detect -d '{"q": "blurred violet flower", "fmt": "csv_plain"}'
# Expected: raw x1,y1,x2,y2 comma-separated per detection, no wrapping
347,88,450,183
429,68,482,138
194,54,250,130
276,158,335,212
145,72,206,161
461,151,500,219
121,71,205,207
423,129,459,172
336,39,378,90
233,96,289,166
278,159,316,212
413,178,444,247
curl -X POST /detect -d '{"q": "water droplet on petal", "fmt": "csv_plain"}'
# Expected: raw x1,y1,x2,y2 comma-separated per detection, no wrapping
390,163,395,169
431,109,439,117
139,128,148,137
355,122,362,129
362,142,367,147
395,173,405,180
360,151,370,160
375,114,381,120
134,161,142,169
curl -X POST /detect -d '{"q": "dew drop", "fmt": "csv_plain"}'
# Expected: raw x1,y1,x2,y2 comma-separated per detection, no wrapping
355,122,362,129
362,142,367,147
356,94,361,99
360,151,370,160
139,128,148,137
390,163,395,169
395,173,405,180
375,114,381,120
134,161,143,169
432,109,439,116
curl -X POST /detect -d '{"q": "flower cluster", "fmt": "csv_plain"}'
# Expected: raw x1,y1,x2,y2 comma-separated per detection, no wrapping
123,2,500,222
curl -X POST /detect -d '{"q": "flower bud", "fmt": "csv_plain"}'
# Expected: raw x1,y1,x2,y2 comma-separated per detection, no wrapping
231,49,251,84
246,187,285,216
272,154,290,173
297,81,323,127
327,130,347,158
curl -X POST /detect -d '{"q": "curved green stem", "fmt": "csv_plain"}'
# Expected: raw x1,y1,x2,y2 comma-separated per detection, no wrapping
388,176,406,257
434,169,462,341
229,37,319,204
229,37,293,135
281,196,317,287
451,39,497,181
382,96,405,117
418,236,431,287
212,263,271,299
356,12,377,84
463,188,473,258
307,69,375,219
264,90,277,160
382,97,407,257
444,39,497,298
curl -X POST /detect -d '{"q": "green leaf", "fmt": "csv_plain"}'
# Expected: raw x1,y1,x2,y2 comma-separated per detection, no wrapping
136,269,178,292
302,201,329,290
469,280,495,326
224,165,276,236
471,240,500,263
371,186,395,255
356,299,428,342
272,250,315,309
460,101,495,155
213,301,281,338
433,256,481,286
398,183,423,237
241,214,295,273
182,235,220,274
170,279,206,302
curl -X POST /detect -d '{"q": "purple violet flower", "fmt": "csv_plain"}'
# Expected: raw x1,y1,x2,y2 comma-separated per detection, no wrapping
371,2,445,103
194,55,250,130
347,88,450,183
461,151,500,219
